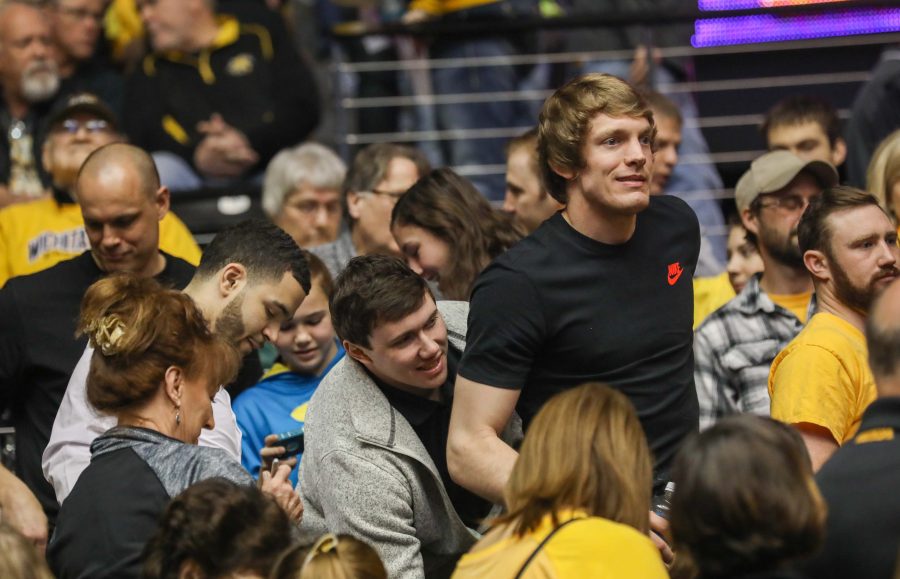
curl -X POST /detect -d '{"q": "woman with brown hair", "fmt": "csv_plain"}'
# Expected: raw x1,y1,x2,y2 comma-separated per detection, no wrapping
451,383,668,578
47,275,301,579
669,415,826,579
391,167,524,300
143,478,294,579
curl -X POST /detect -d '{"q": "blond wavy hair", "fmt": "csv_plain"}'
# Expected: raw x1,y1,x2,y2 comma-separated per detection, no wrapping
497,383,653,536
538,73,655,204
866,128,900,223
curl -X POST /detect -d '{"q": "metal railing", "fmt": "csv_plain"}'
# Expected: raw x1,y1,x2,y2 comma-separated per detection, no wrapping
326,2,900,222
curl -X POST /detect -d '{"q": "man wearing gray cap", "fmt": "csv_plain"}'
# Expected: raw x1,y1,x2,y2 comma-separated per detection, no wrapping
693,150,838,429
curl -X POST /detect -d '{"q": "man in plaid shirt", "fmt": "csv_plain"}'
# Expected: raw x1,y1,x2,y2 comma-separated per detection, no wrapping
694,151,837,429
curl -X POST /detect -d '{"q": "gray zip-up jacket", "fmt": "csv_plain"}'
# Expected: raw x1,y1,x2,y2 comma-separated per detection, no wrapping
299,301,519,579
48,426,253,579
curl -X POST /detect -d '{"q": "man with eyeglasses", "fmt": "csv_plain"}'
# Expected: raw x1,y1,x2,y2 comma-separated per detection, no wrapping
0,93,200,288
310,143,430,279
694,150,838,429
47,0,123,121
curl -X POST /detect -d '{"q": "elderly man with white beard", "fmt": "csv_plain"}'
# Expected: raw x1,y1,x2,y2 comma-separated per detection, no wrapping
0,1,62,207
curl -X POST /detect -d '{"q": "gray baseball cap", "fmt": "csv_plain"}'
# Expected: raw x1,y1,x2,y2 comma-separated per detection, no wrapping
734,150,839,212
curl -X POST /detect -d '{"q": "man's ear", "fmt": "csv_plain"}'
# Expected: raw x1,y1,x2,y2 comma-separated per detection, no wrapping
164,366,185,406
154,186,171,221
218,263,247,298
831,138,847,167
346,191,363,220
549,162,575,181
343,340,372,366
741,206,760,236
803,249,830,282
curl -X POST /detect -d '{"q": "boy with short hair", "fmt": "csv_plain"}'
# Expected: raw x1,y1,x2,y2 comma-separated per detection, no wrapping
763,95,847,168
233,252,344,486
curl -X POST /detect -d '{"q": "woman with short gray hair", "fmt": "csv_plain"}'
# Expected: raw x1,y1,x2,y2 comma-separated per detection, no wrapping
263,143,346,248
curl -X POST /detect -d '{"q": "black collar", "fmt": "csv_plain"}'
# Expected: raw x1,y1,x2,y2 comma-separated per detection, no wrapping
858,397,900,433
52,185,74,205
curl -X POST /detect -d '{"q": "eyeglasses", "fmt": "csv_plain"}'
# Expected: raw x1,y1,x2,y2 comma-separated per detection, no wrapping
302,533,339,568
755,193,817,212
365,188,407,201
55,119,111,135
56,6,105,23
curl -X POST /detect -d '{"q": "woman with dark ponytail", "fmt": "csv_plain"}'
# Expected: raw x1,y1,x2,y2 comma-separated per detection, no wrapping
142,478,293,579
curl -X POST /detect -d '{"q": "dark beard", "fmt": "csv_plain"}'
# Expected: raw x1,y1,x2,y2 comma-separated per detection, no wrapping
832,265,874,313
830,252,899,314
764,229,805,269
214,292,245,346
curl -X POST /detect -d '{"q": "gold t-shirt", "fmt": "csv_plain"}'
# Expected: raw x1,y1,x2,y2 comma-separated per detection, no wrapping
452,511,668,579
769,312,877,444
769,291,813,324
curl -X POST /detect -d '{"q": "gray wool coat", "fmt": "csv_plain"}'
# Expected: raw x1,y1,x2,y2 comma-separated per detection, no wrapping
299,301,518,579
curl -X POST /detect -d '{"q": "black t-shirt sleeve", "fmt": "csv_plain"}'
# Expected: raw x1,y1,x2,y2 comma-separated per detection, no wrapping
458,266,545,390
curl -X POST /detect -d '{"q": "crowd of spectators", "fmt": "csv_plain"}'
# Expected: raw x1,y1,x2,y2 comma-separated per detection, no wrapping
0,1,900,578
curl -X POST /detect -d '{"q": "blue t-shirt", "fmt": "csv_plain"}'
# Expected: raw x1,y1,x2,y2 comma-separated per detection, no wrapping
233,342,345,486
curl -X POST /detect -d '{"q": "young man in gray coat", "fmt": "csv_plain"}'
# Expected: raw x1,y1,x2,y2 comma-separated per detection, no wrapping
299,255,515,579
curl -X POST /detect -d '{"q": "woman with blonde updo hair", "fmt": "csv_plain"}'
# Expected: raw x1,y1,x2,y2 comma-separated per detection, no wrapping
866,128,900,225
47,274,302,579
452,383,668,578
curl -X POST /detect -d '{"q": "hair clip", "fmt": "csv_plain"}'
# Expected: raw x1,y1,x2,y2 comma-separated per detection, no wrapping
88,315,127,356
302,533,339,568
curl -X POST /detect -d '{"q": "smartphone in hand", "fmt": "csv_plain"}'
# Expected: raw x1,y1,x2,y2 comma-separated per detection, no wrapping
273,427,305,459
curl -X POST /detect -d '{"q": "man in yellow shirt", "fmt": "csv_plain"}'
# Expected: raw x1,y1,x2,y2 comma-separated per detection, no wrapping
769,186,900,470
0,93,200,288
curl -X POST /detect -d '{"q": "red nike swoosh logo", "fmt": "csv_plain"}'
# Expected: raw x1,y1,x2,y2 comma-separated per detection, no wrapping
667,263,684,286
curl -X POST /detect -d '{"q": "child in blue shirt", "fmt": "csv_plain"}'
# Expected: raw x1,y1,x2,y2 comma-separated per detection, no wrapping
233,253,345,486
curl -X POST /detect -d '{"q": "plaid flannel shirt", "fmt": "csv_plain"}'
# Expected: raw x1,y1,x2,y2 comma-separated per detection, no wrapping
693,274,814,430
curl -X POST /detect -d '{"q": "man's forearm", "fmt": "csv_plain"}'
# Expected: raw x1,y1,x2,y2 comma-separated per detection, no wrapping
0,464,48,549
447,430,518,505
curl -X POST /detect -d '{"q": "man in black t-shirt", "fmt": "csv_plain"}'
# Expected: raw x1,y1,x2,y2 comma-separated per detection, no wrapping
0,143,196,529
448,74,700,507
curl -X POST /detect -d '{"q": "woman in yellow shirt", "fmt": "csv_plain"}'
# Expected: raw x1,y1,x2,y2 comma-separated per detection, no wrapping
452,383,668,579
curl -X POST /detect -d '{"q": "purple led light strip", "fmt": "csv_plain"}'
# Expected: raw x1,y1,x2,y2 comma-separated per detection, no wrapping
698,0,851,10
692,7,900,47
